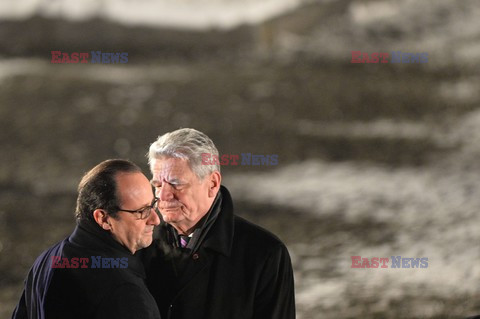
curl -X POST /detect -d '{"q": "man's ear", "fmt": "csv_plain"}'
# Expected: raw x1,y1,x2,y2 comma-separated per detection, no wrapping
93,209,112,230
208,171,221,197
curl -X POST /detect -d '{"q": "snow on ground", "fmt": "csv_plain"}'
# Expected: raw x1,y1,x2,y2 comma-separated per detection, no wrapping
0,59,194,84
0,0,305,30
225,110,480,317
278,0,480,69
2,0,479,69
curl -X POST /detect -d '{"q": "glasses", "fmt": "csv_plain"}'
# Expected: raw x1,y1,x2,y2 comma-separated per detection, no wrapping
116,197,159,220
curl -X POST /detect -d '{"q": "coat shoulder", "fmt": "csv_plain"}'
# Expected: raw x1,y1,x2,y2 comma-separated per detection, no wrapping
233,215,286,253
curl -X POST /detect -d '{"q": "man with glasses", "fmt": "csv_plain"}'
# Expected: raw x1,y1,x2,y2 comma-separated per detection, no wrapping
143,128,296,319
12,159,161,319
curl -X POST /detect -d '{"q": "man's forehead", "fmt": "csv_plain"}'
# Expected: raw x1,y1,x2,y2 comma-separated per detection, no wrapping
116,171,146,183
150,157,193,179
116,172,153,201
152,157,187,170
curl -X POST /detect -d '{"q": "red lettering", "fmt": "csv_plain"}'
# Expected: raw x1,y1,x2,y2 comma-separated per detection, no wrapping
211,155,220,166
70,52,79,64
380,257,389,268
351,51,362,63
51,256,62,268
61,53,71,63
229,155,239,166
70,257,79,268
370,53,379,63
79,257,89,268
379,53,389,63
220,154,229,166
351,256,361,268
361,53,370,63
79,52,89,63
361,258,370,268
51,51,62,63
60,257,71,268
370,257,379,268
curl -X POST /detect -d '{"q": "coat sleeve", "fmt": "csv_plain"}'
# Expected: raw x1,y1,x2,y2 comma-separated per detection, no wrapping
254,243,296,319
11,290,28,319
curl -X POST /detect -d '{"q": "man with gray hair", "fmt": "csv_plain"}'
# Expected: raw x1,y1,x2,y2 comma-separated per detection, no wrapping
143,128,295,319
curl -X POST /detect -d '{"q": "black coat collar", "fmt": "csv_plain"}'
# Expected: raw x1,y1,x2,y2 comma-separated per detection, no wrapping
201,185,235,257
69,219,146,277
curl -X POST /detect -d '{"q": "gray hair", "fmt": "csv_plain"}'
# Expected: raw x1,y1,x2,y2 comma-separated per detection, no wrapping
148,128,220,179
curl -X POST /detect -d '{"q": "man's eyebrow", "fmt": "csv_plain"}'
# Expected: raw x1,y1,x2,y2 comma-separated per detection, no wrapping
150,178,185,186
166,178,185,185
139,200,152,208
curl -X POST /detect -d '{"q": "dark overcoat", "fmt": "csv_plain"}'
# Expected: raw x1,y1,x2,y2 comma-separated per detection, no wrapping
142,186,296,319
12,220,161,319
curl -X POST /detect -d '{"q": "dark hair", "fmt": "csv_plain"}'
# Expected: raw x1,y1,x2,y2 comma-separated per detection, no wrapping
75,159,141,222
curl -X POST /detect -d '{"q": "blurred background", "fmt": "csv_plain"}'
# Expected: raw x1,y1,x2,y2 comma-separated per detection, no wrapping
1,0,480,318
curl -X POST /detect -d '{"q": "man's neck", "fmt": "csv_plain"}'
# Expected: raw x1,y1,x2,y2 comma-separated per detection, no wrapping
172,216,205,236
174,225,196,236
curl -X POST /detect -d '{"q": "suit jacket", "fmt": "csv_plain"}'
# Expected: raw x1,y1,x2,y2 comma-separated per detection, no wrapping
12,219,161,319
142,186,296,319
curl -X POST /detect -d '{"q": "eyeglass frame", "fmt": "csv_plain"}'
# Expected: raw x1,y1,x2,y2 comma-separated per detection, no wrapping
115,197,159,220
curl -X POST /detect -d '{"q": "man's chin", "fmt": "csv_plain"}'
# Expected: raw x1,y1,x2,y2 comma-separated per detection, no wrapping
144,238,153,247
160,210,181,222
160,213,179,224
138,239,153,251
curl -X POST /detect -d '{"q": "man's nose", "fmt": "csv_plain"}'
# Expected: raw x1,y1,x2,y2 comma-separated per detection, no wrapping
156,184,174,201
148,208,161,226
